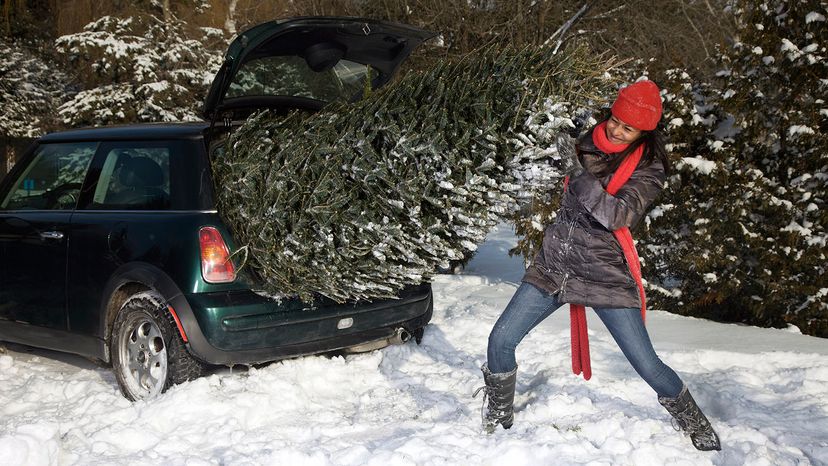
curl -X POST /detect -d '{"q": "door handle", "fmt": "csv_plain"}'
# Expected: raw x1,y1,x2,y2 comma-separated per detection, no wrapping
40,231,65,240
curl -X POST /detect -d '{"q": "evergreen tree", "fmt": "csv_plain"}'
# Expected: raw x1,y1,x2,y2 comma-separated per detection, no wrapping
214,46,613,303
54,14,224,126
643,0,827,337
0,38,67,137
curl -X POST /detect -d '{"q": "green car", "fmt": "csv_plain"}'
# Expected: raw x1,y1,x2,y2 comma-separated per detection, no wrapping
0,17,435,401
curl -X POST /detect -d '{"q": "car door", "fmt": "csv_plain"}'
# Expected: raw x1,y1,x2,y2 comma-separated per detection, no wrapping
66,138,213,338
0,142,97,328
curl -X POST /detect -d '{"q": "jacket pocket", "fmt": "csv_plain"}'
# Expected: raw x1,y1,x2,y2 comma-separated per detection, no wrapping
586,243,631,285
592,232,625,265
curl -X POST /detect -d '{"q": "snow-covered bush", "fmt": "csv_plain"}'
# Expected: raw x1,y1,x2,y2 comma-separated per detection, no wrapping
642,0,827,337
0,38,68,137
54,15,225,126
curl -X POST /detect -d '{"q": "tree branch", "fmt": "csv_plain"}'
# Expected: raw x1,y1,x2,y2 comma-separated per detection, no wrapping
680,0,710,60
543,1,595,53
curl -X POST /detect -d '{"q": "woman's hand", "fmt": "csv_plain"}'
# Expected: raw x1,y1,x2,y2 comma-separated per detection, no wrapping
556,133,584,177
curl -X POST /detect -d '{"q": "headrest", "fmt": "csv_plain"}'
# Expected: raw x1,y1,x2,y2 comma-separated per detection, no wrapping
304,42,345,72
119,157,164,187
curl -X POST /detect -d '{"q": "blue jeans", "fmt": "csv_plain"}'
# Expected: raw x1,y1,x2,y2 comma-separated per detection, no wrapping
487,282,684,398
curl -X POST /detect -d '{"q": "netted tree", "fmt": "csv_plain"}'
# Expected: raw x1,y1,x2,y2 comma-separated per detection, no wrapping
213,45,615,302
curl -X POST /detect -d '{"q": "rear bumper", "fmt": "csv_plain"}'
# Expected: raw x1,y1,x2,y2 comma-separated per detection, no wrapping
172,283,433,365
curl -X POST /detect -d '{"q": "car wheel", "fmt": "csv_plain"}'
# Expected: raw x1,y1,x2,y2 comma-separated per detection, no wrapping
110,291,204,401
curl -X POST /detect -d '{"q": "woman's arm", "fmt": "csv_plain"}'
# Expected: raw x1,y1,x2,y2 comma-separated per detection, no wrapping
567,160,666,231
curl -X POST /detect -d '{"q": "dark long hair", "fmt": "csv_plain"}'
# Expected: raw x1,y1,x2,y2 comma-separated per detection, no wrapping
580,110,671,178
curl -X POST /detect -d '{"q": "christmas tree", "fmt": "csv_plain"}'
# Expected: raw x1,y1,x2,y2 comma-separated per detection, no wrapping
212,45,614,302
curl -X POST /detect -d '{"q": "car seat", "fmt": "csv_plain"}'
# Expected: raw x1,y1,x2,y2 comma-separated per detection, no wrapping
107,156,170,208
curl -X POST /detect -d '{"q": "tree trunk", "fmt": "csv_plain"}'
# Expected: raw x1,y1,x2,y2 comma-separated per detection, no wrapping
225,0,237,35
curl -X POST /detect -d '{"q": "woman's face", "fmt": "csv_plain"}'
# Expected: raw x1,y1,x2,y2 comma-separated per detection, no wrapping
605,115,643,145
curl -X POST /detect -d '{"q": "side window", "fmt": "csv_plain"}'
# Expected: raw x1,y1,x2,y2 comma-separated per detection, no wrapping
90,145,171,210
0,142,97,210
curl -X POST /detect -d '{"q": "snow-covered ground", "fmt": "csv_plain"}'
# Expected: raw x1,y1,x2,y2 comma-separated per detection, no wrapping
1,224,827,466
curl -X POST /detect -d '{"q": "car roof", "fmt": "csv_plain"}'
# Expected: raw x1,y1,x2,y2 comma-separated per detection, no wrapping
38,122,210,143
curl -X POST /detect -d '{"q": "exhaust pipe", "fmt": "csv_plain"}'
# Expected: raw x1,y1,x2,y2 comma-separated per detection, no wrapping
389,327,411,345
343,327,412,353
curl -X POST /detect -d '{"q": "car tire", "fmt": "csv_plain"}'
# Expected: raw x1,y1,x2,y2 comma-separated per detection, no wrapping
110,291,205,401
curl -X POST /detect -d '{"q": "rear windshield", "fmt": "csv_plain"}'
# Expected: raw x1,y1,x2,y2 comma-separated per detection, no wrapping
226,56,376,103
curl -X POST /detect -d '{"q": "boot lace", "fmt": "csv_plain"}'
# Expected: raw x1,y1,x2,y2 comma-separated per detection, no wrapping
663,398,718,448
670,418,681,432
473,385,490,431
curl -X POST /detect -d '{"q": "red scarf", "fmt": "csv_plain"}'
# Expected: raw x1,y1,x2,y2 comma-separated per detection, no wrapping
564,121,648,381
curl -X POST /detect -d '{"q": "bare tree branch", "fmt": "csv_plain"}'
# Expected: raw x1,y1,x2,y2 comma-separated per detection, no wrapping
586,5,628,21
680,0,710,59
543,1,594,52
704,0,717,16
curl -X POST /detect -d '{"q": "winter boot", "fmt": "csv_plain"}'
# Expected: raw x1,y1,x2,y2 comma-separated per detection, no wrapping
658,385,721,451
473,363,517,433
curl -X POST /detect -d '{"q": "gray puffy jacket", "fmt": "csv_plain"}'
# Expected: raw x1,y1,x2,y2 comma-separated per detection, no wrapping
522,136,666,309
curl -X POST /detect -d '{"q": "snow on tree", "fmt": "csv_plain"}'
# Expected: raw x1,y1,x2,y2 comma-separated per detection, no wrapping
213,45,614,303
0,38,68,137
642,0,827,337
507,106,604,266
54,14,225,127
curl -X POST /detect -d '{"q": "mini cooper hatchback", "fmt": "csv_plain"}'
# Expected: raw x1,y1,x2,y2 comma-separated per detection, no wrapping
0,17,435,401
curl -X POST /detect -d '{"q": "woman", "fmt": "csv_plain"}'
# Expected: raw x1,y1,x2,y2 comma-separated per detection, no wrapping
477,80,721,451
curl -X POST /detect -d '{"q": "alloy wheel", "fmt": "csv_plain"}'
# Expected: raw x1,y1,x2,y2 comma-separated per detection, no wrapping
117,312,168,399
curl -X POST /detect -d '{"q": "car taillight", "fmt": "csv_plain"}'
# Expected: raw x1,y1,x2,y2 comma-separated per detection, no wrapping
199,227,236,283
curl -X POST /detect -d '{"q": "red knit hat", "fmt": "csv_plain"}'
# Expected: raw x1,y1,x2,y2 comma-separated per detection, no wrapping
610,80,663,131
